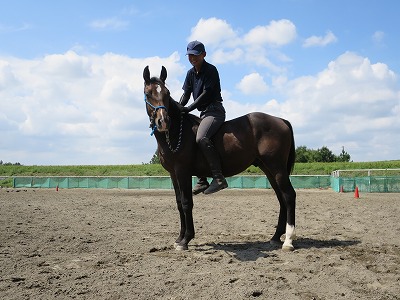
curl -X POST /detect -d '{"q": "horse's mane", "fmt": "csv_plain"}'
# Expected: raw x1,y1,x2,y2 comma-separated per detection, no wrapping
168,95,201,125
149,76,164,85
148,75,201,125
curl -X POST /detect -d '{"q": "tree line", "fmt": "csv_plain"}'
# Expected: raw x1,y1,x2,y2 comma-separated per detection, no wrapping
0,160,22,166
295,146,351,163
148,145,351,164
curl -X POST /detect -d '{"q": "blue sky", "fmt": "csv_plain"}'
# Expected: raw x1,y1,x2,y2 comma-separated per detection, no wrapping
1,0,399,165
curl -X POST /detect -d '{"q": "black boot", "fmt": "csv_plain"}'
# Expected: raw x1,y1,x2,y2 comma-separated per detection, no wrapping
192,177,209,195
199,137,228,195
204,172,228,194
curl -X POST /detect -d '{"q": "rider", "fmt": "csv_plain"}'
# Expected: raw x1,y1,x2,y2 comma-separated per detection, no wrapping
179,40,228,195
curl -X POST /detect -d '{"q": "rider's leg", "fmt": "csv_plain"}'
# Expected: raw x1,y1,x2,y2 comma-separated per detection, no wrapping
192,177,209,195
196,112,227,195
198,137,228,194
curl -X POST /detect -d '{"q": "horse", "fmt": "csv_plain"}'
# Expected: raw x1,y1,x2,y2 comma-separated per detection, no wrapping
143,66,296,251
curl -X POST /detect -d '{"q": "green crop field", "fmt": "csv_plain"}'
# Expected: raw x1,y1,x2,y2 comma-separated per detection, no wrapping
1,160,399,188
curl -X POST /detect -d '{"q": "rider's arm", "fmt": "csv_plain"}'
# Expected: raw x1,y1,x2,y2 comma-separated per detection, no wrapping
185,88,209,112
179,91,191,106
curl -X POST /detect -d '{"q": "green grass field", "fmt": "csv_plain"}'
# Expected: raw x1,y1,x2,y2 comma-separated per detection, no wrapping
1,160,399,188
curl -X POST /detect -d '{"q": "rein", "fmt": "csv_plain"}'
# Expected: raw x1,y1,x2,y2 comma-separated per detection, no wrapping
144,94,184,153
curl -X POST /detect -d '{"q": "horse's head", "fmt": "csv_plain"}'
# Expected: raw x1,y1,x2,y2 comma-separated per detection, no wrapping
143,66,171,133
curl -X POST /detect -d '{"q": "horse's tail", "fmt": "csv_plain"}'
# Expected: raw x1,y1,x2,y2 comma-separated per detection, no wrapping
282,119,296,174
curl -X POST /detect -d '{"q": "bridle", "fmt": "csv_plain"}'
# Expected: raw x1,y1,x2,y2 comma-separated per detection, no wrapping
144,93,167,135
144,85,184,153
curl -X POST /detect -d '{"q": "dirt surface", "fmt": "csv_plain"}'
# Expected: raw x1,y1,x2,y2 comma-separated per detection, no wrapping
0,188,399,300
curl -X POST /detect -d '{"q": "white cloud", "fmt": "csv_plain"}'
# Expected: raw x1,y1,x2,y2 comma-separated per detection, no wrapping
0,22,31,33
187,18,296,71
303,30,337,47
188,18,240,48
236,73,269,95
222,51,399,161
280,52,398,160
372,31,385,45
1,32,399,165
212,48,243,64
89,18,129,30
243,19,297,47
0,51,184,165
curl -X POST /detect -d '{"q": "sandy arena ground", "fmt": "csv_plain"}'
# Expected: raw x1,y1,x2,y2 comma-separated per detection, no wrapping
0,188,399,300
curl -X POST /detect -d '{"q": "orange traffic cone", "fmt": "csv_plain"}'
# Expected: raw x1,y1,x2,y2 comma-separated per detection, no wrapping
340,186,344,193
354,186,359,198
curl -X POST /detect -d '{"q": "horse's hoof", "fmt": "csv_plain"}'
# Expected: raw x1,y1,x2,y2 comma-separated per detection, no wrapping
175,244,188,251
282,244,295,252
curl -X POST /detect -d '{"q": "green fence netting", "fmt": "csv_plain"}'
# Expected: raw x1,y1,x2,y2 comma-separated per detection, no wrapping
331,176,400,193
13,175,331,190
13,175,400,192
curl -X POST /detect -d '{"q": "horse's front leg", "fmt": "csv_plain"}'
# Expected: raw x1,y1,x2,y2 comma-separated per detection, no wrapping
173,193,186,248
171,173,194,250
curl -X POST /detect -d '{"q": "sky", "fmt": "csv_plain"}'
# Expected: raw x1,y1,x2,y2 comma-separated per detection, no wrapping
1,0,399,165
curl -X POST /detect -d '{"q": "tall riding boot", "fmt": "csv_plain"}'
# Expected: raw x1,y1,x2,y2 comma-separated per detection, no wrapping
192,177,209,195
205,171,228,194
199,137,228,195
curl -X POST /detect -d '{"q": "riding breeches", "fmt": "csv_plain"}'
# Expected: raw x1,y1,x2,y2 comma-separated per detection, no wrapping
196,102,226,143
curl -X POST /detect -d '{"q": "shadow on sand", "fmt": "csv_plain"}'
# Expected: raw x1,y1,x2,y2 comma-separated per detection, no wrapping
194,238,361,262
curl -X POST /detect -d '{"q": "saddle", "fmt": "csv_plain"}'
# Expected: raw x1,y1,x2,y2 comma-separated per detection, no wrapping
186,113,201,127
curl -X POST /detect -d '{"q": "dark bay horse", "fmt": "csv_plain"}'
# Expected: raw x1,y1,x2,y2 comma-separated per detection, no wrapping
143,66,296,251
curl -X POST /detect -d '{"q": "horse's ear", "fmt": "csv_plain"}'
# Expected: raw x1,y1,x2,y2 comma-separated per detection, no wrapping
160,66,167,83
143,66,150,84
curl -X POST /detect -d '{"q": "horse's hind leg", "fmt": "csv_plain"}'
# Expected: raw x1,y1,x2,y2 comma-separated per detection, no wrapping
267,176,288,242
260,165,296,251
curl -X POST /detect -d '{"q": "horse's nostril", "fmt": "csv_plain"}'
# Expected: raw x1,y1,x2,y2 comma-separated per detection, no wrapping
158,119,163,127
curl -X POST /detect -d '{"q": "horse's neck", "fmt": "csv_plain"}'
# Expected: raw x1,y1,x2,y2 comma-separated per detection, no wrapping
168,103,183,132
155,103,181,146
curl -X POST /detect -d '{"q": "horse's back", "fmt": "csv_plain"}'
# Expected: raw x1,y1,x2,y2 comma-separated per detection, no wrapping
221,112,291,137
188,111,286,129
187,111,294,177
243,112,293,150
189,111,292,146
219,112,293,170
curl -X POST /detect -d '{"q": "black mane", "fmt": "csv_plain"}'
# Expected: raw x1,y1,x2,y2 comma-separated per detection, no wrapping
149,76,164,85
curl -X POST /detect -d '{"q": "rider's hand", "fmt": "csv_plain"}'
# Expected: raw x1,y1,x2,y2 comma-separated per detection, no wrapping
177,103,189,114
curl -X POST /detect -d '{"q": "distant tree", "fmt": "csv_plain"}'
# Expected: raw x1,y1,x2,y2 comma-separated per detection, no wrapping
295,145,351,163
149,150,160,164
295,146,319,162
295,146,311,163
315,146,336,162
336,146,351,162
0,160,21,166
